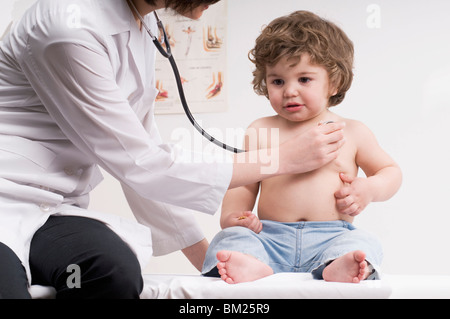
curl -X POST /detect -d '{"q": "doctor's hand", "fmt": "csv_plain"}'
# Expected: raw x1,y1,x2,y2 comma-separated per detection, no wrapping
280,122,346,175
221,211,263,234
334,173,372,217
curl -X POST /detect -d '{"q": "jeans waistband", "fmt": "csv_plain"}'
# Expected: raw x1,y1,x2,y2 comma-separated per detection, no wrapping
262,219,354,230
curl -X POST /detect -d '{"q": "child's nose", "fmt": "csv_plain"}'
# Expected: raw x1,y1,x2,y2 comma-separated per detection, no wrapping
283,83,300,97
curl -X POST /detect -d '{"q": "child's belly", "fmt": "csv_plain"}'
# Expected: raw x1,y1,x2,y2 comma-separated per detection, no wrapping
258,162,357,223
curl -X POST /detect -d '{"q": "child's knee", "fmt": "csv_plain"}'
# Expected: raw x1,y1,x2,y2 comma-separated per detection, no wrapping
222,226,256,237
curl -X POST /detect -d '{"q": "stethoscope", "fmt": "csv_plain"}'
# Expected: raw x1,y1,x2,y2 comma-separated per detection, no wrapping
128,1,244,153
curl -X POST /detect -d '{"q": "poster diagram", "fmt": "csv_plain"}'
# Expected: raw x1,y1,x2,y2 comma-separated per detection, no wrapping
154,1,228,114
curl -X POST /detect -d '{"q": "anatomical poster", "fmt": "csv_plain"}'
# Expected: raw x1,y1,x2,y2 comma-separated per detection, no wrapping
154,0,228,114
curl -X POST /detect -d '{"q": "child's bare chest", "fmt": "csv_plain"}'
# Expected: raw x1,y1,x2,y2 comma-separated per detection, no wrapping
257,127,358,222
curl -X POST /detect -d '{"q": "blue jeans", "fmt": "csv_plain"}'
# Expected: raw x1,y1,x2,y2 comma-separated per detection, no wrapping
202,220,383,280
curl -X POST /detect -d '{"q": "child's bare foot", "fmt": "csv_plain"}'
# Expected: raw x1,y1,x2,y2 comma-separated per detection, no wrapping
216,250,273,284
322,250,371,283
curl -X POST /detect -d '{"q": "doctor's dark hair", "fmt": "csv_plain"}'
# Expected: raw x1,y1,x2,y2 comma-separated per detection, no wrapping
145,0,220,15
249,10,354,107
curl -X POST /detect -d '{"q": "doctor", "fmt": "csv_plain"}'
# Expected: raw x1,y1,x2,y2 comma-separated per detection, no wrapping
0,0,345,299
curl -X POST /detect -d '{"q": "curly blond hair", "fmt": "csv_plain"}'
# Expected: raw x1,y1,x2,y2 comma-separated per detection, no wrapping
249,11,354,107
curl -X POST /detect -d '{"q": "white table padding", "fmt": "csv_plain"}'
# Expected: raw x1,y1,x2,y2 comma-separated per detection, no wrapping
28,285,56,299
140,273,391,299
383,274,450,299
29,273,450,299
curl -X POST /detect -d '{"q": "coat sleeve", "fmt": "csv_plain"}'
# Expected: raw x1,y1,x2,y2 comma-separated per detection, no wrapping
121,182,205,256
19,15,232,215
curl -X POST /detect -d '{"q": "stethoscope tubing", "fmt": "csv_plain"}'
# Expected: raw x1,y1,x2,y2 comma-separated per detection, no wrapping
128,0,244,153
166,51,244,153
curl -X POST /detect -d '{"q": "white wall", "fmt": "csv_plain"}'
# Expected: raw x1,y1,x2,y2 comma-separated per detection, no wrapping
2,0,450,276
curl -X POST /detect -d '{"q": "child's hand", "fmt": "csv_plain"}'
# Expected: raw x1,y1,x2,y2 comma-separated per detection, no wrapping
222,211,263,234
334,173,372,217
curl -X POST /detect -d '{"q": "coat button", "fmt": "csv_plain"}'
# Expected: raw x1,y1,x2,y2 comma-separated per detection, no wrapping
39,204,51,212
64,167,75,176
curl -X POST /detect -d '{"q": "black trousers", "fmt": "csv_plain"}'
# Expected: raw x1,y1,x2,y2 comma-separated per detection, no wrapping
0,216,143,299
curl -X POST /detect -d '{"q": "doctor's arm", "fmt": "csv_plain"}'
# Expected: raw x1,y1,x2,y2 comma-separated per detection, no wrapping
181,239,209,272
21,28,229,215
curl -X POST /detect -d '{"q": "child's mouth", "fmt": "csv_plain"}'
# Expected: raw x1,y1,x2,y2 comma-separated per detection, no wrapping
284,104,304,112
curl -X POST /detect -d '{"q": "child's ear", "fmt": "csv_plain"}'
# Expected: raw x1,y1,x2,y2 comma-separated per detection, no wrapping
329,87,338,98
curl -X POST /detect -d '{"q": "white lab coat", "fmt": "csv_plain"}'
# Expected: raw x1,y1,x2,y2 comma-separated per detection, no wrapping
0,0,232,282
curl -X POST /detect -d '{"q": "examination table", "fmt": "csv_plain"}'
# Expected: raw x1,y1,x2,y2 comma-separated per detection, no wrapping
28,272,450,299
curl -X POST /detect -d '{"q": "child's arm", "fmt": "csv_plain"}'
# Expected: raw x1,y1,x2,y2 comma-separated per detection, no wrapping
334,120,402,216
220,182,262,233
220,121,264,233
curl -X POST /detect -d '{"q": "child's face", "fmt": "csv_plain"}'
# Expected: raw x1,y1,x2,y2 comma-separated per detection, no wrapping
265,54,336,123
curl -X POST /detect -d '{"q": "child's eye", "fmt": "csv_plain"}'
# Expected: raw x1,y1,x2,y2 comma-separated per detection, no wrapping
272,79,284,86
299,77,311,84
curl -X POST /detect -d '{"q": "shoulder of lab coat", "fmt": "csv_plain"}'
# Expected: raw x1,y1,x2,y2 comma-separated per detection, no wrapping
13,0,233,215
